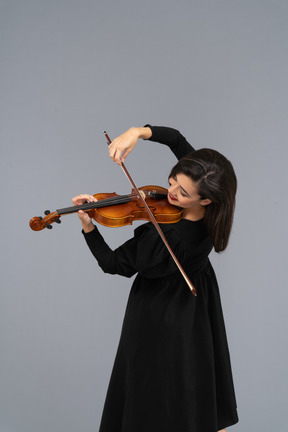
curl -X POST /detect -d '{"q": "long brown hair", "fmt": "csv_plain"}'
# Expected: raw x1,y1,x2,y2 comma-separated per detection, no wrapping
169,149,237,252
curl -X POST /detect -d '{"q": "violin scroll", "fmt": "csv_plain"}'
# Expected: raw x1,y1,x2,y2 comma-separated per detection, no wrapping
29,212,61,231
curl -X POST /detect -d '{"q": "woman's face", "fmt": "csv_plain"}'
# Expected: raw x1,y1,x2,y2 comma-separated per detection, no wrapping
168,173,211,210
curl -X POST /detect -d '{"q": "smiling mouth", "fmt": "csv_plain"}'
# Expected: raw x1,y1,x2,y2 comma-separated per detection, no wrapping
169,193,178,202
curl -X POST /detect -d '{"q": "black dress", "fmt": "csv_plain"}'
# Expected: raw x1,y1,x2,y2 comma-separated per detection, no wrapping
83,126,239,432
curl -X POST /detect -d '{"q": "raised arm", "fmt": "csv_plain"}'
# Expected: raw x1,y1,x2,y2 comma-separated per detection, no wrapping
145,125,195,160
108,127,152,165
109,125,195,165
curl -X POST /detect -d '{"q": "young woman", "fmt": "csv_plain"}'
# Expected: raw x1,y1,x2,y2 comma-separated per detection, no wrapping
72,125,239,432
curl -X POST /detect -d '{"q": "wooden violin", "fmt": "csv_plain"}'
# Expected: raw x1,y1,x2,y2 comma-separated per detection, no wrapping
29,130,196,295
29,185,183,231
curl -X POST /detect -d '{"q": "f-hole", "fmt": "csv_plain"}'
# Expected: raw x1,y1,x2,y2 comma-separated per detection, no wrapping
136,203,156,212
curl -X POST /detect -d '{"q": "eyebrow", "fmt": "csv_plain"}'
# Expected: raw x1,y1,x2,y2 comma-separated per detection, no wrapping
180,185,191,197
175,175,191,197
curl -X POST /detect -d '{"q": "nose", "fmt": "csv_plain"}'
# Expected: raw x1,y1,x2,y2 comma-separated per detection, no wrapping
169,184,177,197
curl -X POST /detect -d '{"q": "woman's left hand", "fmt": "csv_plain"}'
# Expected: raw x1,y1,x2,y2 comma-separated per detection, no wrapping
72,194,97,233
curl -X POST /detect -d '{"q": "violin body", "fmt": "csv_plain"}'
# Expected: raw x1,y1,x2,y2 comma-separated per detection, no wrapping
90,185,182,227
29,185,183,231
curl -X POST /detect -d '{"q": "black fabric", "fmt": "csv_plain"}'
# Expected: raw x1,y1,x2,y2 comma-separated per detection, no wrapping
83,126,238,431
144,124,196,159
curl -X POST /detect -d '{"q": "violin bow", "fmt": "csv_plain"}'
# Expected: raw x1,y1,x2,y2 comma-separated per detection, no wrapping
103,131,197,296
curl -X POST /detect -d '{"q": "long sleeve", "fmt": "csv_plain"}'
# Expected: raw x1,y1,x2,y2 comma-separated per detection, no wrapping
83,227,138,278
144,125,195,160
82,224,182,279
82,221,212,280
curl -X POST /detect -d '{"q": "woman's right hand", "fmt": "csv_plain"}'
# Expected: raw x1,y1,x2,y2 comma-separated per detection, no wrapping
109,126,152,165
72,194,97,233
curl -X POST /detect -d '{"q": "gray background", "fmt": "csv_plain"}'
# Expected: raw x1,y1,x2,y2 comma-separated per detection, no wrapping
1,0,287,431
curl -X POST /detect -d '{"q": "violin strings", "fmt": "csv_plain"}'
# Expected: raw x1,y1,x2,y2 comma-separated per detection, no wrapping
57,192,139,215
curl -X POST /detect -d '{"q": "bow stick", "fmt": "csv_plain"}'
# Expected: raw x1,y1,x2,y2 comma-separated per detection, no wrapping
103,130,197,296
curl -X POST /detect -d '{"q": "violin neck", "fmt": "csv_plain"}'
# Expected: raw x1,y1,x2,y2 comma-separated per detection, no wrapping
56,194,133,216
56,190,167,216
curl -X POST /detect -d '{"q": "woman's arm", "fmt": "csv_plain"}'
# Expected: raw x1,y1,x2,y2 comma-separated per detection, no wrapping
72,193,137,277
108,127,152,165
109,125,195,165
145,125,195,160
82,227,137,278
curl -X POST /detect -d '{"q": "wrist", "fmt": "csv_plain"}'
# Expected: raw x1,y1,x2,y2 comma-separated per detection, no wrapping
82,222,95,233
130,126,152,140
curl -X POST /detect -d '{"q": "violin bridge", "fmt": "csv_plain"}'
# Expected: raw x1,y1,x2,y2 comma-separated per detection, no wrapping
139,190,146,201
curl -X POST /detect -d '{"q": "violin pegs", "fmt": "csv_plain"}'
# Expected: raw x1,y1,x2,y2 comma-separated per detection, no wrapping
44,210,50,215
55,218,61,224
38,216,43,220
46,223,53,229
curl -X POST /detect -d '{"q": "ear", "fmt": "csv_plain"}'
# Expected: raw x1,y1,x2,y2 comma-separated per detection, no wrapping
200,198,212,206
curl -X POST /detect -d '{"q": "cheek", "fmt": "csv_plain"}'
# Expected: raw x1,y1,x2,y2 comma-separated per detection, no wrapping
178,199,192,208
180,196,200,208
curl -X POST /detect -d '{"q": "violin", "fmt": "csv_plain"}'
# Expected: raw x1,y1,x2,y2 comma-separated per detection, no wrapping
29,130,196,295
29,185,183,231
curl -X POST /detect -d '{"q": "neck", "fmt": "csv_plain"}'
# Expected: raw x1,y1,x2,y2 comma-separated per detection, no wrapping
182,206,206,221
